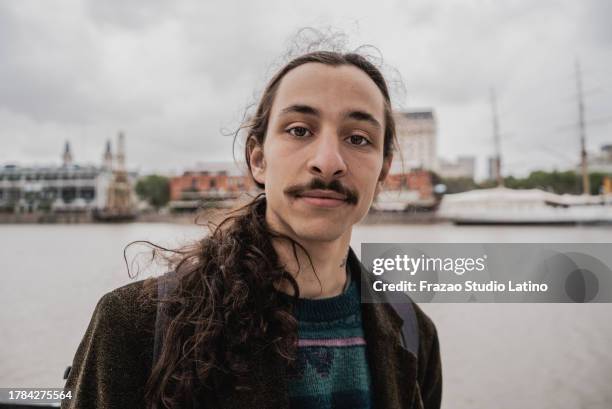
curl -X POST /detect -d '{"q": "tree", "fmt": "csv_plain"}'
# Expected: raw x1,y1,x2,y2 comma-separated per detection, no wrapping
135,175,170,209
496,170,607,195
589,172,608,195
440,177,478,194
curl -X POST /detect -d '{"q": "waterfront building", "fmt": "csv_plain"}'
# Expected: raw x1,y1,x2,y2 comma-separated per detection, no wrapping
169,162,256,211
438,156,476,179
585,144,612,174
372,110,438,211
391,110,437,173
374,169,437,211
0,135,136,214
100,132,135,218
487,156,500,182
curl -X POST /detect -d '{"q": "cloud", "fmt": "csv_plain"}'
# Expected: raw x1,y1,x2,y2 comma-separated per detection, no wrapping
0,0,610,179
85,0,178,30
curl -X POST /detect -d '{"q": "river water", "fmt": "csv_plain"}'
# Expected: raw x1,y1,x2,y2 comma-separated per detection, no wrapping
1,222,611,408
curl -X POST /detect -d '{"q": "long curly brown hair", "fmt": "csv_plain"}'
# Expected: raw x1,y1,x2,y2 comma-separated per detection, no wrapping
140,50,397,409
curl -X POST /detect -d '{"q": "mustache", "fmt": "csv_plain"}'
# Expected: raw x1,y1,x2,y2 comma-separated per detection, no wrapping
284,178,359,205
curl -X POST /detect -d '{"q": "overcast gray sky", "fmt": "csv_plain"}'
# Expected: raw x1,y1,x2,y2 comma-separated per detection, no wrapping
1,0,611,179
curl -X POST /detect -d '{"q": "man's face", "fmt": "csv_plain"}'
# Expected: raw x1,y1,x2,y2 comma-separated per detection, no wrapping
250,62,392,244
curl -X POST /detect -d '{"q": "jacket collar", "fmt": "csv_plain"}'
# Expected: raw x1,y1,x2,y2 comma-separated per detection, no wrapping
215,247,418,408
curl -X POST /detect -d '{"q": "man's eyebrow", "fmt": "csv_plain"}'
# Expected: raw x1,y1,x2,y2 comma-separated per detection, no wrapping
279,104,382,130
280,104,320,116
345,110,382,130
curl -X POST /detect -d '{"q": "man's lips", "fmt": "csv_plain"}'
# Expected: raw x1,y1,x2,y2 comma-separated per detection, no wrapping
292,189,348,208
297,189,347,200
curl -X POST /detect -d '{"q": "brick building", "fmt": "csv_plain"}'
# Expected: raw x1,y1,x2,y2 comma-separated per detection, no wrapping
169,162,256,211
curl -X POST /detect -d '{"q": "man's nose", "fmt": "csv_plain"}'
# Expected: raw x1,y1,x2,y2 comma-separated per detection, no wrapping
306,132,348,180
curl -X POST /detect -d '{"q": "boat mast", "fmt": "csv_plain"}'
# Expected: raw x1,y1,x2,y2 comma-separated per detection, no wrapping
490,88,503,187
575,60,590,195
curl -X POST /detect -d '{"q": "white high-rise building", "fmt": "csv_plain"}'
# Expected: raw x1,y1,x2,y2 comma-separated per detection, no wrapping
438,156,476,179
391,110,437,174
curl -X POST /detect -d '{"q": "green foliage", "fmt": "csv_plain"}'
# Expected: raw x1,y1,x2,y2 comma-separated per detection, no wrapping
503,170,580,194
135,175,170,209
589,172,608,195
442,170,610,195
440,177,478,194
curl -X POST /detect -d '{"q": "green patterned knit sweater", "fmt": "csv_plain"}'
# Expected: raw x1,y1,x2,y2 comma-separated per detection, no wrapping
284,279,373,409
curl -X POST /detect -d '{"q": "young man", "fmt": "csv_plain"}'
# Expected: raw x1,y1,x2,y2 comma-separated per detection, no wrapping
62,51,442,409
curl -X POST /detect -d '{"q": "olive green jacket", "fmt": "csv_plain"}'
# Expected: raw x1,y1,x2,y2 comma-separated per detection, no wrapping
61,249,442,408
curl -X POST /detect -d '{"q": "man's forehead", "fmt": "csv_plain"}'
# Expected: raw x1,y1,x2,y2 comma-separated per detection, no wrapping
271,62,385,120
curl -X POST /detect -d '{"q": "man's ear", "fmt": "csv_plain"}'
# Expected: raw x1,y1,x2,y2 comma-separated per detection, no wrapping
375,154,393,196
378,153,393,183
248,140,266,185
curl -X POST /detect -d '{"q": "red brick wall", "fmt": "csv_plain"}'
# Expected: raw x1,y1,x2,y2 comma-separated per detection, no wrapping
170,172,255,200
385,170,433,198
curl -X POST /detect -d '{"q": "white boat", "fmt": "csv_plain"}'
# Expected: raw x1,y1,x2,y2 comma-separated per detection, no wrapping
437,186,612,225
372,190,437,212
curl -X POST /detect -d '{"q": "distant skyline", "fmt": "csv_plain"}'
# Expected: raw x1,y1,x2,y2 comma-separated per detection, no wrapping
1,0,611,180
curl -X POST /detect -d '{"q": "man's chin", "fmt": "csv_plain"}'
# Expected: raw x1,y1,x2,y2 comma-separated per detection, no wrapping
290,220,351,243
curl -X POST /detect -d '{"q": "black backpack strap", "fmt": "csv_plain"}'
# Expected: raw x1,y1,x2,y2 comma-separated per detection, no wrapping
390,300,420,358
346,247,420,359
153,271,178,366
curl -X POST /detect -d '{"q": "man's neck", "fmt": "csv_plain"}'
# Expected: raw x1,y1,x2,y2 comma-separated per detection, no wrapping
273,231,352,299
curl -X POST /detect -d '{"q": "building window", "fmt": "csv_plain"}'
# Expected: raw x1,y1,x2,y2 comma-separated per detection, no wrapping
43,189,57,200
80,187,96,201
7,188,21,201
62,187,77,203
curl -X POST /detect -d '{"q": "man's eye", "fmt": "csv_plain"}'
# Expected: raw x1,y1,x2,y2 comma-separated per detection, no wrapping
287,126,312,138
347,134,370,146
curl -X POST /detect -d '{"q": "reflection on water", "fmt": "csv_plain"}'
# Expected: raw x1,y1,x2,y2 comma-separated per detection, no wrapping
1,222,611,408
